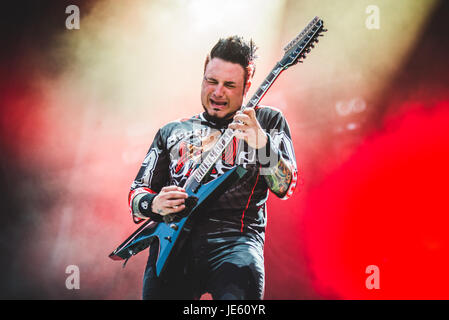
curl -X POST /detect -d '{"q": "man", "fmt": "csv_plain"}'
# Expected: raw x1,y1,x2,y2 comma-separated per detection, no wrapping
128,36,297,299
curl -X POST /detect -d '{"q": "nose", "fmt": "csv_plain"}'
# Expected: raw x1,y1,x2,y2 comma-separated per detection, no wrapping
213,84,225,98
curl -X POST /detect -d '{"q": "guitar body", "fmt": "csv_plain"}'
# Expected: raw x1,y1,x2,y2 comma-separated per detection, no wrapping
109,165,247,277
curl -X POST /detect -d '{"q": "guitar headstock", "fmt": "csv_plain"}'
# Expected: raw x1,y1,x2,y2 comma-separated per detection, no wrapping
280,16,327,69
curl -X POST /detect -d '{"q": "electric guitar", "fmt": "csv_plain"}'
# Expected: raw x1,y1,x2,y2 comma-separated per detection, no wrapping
109,16,327,276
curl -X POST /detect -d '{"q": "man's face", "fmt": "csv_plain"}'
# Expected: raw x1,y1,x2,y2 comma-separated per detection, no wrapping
201,57,249,120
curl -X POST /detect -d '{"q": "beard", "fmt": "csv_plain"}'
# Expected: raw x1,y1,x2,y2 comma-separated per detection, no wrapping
201,103,239,125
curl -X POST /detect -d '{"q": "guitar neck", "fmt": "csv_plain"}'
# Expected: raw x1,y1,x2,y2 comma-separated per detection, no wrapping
243,62,284,110
187,62,285,185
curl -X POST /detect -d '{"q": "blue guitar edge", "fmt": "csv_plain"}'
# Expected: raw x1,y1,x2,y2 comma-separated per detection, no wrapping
109,165,247,277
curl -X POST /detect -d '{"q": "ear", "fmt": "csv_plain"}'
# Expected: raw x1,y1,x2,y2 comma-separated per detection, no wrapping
204,55,210,73
243,80,252,97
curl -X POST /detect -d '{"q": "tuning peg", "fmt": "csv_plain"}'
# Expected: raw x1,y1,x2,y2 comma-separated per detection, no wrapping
322,28,328,32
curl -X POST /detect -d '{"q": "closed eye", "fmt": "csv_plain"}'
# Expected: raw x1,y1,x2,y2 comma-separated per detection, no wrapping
204,77,218,85
204,77,236,89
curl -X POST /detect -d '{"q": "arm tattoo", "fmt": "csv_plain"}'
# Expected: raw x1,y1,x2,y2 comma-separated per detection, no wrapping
263,158,293,198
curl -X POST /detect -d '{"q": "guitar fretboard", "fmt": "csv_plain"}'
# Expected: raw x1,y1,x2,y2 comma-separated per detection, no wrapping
183,16,325,188
189,62,284,185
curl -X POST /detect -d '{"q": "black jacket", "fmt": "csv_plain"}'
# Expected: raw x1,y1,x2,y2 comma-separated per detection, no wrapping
128,106,297,243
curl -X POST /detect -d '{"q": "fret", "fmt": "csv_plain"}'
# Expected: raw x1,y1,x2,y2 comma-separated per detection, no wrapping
209,150,217,159
245,72,281,110
272,65,283,75
200,163,210,175
214,147,222,156
260,82,270,92
197,167,205,176
266,73,275,82
193,174,201,183
249,97,258,107
222,133,232,142
221,139,231,149
209,152,218,161
193,170,202,182
201,161,209,170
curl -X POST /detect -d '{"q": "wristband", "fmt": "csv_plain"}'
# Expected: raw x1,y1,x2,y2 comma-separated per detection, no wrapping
133,193,163,222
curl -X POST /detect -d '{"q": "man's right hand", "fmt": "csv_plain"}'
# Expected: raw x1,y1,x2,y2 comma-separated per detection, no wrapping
151,186,188,216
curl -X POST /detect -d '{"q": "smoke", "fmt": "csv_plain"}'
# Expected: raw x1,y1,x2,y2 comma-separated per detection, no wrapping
301,100,449,299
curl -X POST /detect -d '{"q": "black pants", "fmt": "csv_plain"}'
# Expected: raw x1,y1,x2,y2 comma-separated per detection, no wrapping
142,230,265,300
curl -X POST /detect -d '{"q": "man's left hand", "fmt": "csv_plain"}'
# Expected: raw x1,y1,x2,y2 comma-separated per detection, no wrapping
229,109,268,149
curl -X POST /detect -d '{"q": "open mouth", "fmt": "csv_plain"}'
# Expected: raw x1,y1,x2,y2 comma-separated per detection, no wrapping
210,98,228,109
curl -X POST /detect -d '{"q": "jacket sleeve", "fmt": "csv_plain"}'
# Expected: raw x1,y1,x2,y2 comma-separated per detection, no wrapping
128,128,170,223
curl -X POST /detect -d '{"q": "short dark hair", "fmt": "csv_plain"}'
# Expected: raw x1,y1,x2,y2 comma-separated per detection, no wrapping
204,36,258,88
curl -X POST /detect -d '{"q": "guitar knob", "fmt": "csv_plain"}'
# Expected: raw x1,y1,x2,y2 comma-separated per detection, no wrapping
170,223,178,231
164,236,172,243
